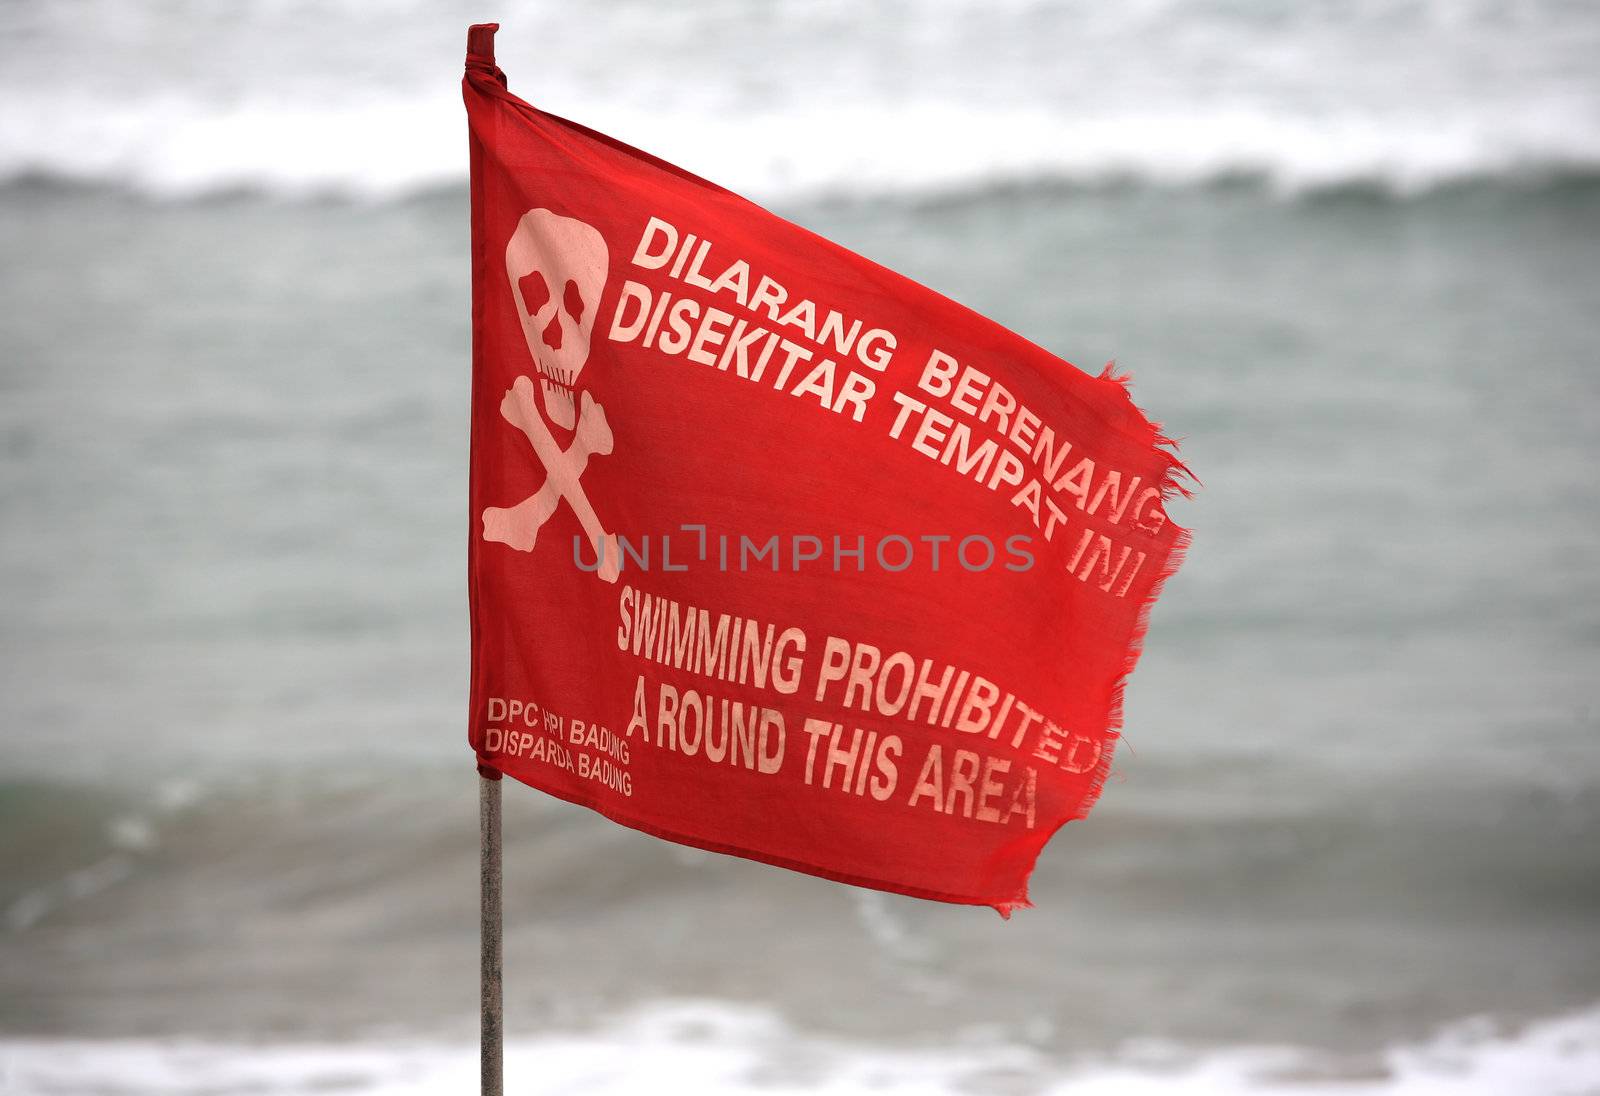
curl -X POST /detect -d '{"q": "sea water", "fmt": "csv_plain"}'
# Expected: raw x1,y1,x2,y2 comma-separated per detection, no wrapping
1,1,1597,1092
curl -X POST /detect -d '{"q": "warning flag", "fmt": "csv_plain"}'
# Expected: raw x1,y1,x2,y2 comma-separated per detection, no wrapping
464,24,1191,915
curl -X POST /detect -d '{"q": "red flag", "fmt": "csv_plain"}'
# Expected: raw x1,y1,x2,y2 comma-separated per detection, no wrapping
464,24,1190,915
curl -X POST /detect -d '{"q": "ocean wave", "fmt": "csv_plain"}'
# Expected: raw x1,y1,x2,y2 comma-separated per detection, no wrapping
3,92,1598,204
6,0,1600,204
3,999,1598,1094
2,778,203,933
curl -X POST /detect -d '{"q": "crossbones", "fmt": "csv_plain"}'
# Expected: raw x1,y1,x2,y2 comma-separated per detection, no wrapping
481,375,621,583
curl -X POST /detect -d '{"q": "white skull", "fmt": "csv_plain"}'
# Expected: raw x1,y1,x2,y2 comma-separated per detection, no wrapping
505,209,609,430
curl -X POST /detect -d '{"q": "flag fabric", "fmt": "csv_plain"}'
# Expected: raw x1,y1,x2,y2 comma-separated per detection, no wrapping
464,24,1190,915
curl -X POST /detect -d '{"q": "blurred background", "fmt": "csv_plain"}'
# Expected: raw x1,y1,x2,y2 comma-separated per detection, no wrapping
2,1,1597,1092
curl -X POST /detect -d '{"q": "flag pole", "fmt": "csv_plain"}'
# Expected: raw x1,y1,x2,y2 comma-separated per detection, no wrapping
469,22,505,1095
480,768,503,1095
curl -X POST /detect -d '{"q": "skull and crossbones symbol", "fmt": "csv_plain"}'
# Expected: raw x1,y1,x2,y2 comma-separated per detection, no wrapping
480,209,620,582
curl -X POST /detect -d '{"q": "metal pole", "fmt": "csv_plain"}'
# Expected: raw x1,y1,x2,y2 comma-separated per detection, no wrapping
480,770,503,1096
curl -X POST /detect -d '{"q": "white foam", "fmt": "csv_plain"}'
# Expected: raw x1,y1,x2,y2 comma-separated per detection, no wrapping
4,1000,1598,1095
3,1,1598,202
2,90,1596,203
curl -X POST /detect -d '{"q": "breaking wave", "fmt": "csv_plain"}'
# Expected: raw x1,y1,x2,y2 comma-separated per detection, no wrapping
4,999,1599,1095
2,93,1598,203
5,0,1598,204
